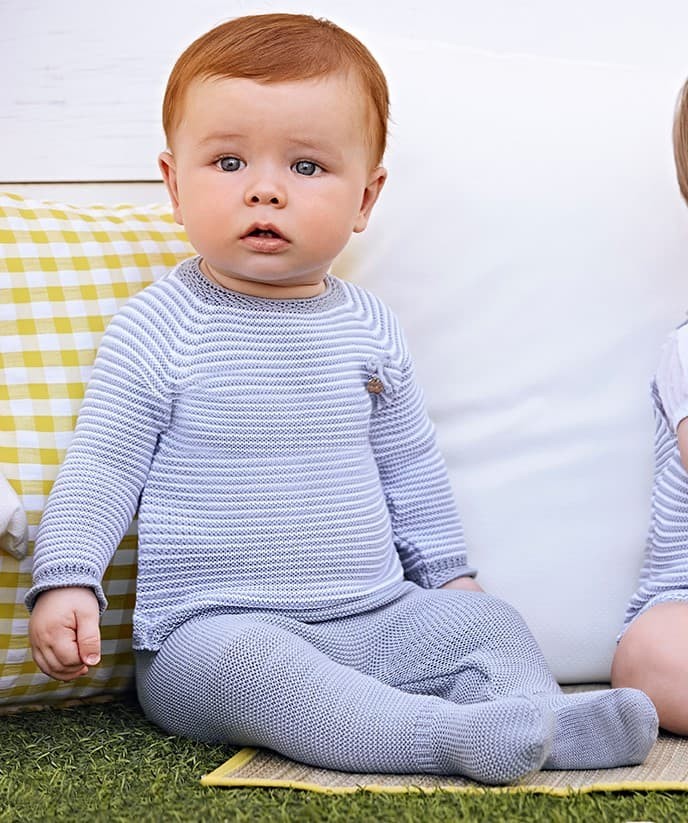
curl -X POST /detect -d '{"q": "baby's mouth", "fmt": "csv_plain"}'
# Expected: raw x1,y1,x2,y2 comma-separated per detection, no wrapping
241,224,290,252
243,224,286,240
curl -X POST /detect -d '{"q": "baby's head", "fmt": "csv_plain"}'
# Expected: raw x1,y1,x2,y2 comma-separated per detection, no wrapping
159,13,389,298
163,13,389,167
675,77,688,206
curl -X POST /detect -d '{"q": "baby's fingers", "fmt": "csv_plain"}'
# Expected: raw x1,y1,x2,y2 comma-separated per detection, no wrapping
75,611,101,667
31,620,89,680
32,641,88,681
28,587,101,681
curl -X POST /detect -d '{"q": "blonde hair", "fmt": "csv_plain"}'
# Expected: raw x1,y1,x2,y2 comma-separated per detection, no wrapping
162,13,389,165
674,77,688,206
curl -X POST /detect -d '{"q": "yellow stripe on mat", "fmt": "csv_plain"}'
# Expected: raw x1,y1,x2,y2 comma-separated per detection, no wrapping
201,735,688,795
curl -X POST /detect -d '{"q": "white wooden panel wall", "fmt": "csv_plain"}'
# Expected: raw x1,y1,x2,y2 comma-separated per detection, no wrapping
2,0,688,203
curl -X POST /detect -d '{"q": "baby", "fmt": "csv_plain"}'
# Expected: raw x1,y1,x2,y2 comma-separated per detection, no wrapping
612,76,688,735
27,13,657,783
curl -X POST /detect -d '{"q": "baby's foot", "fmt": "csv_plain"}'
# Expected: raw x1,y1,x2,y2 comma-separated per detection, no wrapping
431,696,553,784
536,687,658,770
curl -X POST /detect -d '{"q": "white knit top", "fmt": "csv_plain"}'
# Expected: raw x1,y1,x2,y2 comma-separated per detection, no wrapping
27,258,474,649
622,321,688,632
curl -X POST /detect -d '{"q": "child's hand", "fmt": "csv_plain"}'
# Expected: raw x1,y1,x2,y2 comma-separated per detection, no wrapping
28,587,101,681
441,576,484,592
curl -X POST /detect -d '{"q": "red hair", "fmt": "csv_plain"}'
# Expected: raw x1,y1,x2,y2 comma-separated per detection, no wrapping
162,13,389,166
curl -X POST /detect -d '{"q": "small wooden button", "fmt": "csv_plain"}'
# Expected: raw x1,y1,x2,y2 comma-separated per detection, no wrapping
366,377,384,394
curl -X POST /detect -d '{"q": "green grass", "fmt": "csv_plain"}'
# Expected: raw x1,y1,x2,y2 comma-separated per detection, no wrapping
2,696,688,822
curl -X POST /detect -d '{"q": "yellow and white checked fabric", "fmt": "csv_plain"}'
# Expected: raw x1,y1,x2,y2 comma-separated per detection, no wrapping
0,192,193,706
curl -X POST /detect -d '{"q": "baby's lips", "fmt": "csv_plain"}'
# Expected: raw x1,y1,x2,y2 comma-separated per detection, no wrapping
242,222,286,240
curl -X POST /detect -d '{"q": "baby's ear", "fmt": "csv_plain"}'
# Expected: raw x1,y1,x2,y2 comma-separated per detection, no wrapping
158,151,184,225
353,166,387,233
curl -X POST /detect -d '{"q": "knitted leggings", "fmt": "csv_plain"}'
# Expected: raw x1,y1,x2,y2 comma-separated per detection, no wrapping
135,585,657,783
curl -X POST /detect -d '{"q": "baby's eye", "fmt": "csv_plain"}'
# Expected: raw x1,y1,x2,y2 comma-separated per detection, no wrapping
292,160,323,177
216,156,245,172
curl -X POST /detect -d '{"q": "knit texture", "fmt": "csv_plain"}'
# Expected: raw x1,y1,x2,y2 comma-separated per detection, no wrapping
533,688,658,770
135,586,656,781
135,586,557,782
26,257,473,649
622,323,688,634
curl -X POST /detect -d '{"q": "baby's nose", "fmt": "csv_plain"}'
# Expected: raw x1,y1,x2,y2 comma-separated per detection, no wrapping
244,182,286,208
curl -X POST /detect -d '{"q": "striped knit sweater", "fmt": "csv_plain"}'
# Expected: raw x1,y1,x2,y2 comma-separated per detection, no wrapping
27,257,474,650
622,322,688,633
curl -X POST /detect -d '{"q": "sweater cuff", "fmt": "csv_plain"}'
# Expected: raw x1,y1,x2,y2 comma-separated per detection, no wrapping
25,570,108,614
405,556,478,589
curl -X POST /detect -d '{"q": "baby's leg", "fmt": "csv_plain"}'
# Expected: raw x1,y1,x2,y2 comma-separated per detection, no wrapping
135,613,552,784
365,588,657,770
612,600,688,735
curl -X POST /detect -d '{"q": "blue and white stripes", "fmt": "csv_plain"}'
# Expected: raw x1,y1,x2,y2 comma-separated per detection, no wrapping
622,327,688,633
27,257,473,649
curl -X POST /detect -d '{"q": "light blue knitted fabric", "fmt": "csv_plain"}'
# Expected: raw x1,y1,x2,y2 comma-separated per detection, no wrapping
135,586,657,780
621,372,688,634
136,588,560,782
26,257,474,649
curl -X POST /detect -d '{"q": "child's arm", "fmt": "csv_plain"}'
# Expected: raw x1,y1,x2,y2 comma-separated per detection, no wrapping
655,325,688,468
29,587,101,681
679,421,688,469
25,292,173,627
368,338,478,589
441,575,483,592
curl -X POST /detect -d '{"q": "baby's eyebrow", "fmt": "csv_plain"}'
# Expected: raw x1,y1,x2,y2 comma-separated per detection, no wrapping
194,132,344,163
198,132,246,146
286,138,343,160
286,137,323,151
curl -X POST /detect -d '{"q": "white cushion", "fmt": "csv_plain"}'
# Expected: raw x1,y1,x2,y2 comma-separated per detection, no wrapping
340,39,688,681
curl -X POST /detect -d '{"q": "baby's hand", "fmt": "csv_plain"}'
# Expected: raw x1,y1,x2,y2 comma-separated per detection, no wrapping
28,587,101,681
441,576,484,592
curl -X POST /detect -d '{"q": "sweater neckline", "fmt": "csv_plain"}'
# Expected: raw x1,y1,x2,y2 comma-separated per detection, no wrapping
177,256,345,313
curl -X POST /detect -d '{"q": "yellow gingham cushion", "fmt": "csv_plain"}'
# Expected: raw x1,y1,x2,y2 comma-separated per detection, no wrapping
0,192,194,706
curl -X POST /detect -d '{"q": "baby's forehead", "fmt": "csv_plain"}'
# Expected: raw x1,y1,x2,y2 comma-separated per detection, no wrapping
176,73,376,154
190,70,366,103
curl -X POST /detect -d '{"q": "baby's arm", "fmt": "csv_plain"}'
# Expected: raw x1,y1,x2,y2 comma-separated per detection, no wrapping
611,325,688,733
655,326,688,461
369,328,477,588
29,587,101,681
441,575,484,592
677,420,688,470
25,290,173,670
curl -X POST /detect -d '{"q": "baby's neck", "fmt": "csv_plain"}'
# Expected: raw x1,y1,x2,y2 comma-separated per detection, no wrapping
199,259,327,300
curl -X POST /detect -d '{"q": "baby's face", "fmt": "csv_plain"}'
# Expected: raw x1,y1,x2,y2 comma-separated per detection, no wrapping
160,73,386,298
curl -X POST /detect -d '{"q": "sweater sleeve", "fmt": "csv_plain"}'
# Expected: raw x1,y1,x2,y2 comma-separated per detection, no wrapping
654,325,688,433
25,297,173,613
367,342,477,588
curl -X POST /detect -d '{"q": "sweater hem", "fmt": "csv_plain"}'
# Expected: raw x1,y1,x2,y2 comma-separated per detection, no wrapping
131,580,416,651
